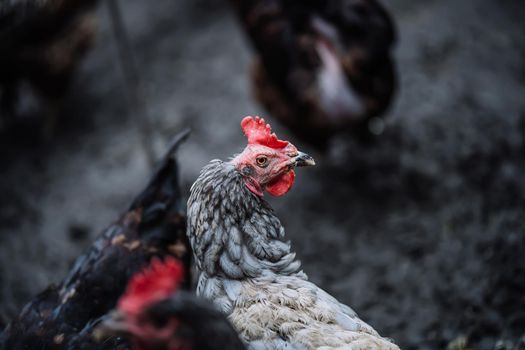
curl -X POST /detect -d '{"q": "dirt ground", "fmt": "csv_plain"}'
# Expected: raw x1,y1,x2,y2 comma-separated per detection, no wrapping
1,0,524,349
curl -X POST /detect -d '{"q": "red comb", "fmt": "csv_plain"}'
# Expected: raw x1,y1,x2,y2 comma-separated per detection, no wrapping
241,116,288,149
118,257,184,316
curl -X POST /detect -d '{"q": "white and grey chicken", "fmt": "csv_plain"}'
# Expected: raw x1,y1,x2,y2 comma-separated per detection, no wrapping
187,116,400,350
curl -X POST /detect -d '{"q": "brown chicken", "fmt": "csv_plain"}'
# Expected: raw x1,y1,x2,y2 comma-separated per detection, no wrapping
229,0,397,147
0,0,98,129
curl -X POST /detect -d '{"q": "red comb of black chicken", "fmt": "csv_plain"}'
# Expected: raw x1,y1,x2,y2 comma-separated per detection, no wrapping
94,258,246,350
0,130,192,350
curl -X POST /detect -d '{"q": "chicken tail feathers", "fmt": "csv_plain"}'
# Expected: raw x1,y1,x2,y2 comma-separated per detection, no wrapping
129,128,190,215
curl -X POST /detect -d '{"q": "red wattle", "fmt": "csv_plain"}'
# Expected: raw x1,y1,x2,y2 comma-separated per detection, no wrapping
266,170,295,197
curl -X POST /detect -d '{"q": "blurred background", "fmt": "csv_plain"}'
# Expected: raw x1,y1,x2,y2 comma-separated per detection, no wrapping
0,0,524,349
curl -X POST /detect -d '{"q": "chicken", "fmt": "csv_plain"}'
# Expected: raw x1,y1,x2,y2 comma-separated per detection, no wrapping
229,0,396,147
0,0,98,130
187,116,399,349
95,256,246,350
0,130,191,350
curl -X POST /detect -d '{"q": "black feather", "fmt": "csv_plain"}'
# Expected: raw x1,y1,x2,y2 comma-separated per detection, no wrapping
0,130,191,350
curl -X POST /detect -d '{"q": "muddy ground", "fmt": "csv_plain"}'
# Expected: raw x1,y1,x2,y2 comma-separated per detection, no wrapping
1,0,524,349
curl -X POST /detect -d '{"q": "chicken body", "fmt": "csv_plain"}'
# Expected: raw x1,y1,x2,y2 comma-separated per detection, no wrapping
230,0,397,147
187,160,399,350
0,131,191,350
0,0,97,127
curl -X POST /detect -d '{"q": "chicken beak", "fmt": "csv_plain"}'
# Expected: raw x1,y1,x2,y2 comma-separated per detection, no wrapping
293,152,316,167
92,310,129,341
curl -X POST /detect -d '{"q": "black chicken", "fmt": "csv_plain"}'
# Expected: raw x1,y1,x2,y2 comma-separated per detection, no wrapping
0,130,191,350
229,0,397,147
94,257,246,350
0,0,98,129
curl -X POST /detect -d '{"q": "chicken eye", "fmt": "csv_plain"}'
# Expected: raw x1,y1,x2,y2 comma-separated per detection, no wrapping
255,156,268,167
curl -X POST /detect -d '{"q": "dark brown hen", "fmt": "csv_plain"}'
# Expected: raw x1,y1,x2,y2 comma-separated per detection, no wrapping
230,0,397,147
0,0,98,128
0,130,191,350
